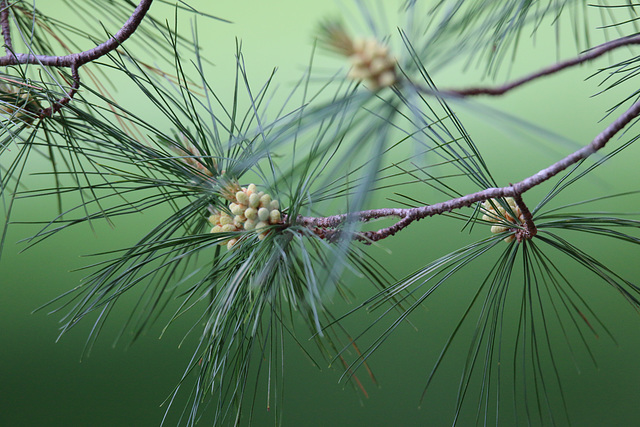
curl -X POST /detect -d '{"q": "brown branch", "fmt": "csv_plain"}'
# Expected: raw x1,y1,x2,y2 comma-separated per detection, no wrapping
0,1,12,54
0,0,153,68
296,34,640,243
511,191,536,241
443,34,640,97
296,100,640,242
39,63,80,117
296,207,406,229
0,0,152,116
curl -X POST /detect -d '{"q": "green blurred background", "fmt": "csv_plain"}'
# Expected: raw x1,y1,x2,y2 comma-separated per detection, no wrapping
2,1,640,426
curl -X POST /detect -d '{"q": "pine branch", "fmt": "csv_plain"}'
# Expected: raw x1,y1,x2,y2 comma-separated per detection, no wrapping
444,33,640,97
39,63,80,116
294,27,640,243
0,1,12,54
512,192,536,241
0,0,154,116
0,0,153,68
295,99,640,242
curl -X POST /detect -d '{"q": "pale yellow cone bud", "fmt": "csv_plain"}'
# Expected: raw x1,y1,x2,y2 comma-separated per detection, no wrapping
269,209,281,224
230,203,244,216
257,207,270,222
227,238,238,250
236,191,249,205
259,194,271,207
219,214,233,226
221,224,236,233
244,207,258,220
249,193,261,208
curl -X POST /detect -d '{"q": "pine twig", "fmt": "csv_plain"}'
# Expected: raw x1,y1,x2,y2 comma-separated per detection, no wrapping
512,190,536,241
0,0,154,116
295,100,640,242
0,0,13,54
39,63,80,117
444,34,640,97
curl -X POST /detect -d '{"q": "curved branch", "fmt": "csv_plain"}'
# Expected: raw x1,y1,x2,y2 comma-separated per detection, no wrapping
39,63,80,117
72,0,153,66
298,34,640,242
0,1,13,54
443,34,640,97
0,0,153,68
296,100,640,242
0,0,153,116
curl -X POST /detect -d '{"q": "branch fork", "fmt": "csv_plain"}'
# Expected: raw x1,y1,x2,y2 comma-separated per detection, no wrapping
291,33,640,244
0,0,636,247
296,190,537,244
294,94,640,243
0,0,153,117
